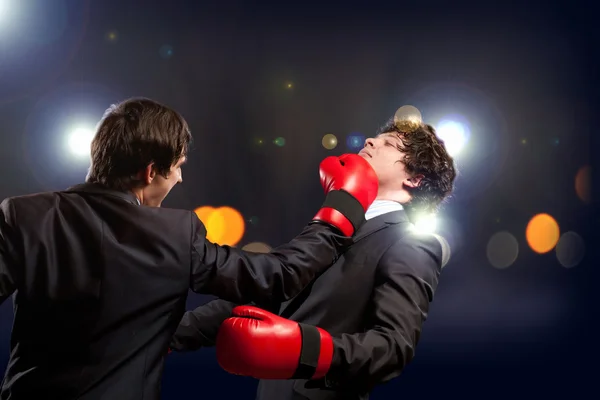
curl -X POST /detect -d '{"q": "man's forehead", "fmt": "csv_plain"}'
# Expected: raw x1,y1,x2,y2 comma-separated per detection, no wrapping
375,132,406,152
376,132,403,140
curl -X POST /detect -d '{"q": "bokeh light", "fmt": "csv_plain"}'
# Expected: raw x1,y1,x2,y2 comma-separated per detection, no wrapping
0,0,68,45
575,165,591,204
346,133,365,150
159,45,173,59
555,231,585,268
213,207,245,246
194,206,215,225
525,213,560,254
394,105,422,124
22,82,121,189
194,206,246,246
207,211,227,243
67,126,95,158
322,133,338,150
285,82,293,89
435,116,470,157
487,231,519,269
273,137,286,147
194,206,220,243
0,0,88,105
105,30,118,42
413,213,438,234
241,242,272,253
0,0,8,22
0,0,18,37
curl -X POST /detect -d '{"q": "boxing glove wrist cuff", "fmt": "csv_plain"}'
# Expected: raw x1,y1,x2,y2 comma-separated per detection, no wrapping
315,190,366,233
292,323,333,380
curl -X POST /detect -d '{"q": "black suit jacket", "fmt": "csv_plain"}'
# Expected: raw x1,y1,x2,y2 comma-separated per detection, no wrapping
170,210,444,400
0,183,352,400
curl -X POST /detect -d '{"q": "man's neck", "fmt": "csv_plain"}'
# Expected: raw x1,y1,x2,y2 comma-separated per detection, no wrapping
375,190,410,204
130,188,143,205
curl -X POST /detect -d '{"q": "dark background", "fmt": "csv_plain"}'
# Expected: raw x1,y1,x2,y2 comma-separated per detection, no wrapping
0,0,597,398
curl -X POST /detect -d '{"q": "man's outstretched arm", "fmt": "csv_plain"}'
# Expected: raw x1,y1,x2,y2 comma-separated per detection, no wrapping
189,154,378,306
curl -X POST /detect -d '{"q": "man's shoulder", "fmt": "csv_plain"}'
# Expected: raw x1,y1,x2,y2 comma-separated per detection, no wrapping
398,230,442,248
143,205,196,219
0,192,64,227
2,189,196,220
374,222,440,249
378,227,446,268
2,190,61,207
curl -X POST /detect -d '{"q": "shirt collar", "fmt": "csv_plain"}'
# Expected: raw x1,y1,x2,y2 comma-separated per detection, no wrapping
365,199,403,220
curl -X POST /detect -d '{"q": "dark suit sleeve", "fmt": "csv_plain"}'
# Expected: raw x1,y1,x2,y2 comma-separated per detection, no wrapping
170,296,284,352
0,199,20,305
169,299,238,351
315,234,442,392
189,215,352,306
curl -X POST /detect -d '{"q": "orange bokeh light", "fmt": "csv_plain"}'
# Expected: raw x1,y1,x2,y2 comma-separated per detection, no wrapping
525,213,560,254
194,206,215,222
575,165,591,204
193,206,245,246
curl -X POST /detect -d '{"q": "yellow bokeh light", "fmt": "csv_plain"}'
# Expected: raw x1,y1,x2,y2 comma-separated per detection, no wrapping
525,213,560,254
194,206,215,224
105,30,118,41
394,105,422,125
322,133,338,150
213,207,245,246
206,209,227,243
193,206,246,246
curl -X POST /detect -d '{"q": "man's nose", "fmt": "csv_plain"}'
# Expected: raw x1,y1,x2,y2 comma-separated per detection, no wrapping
364,138,375,148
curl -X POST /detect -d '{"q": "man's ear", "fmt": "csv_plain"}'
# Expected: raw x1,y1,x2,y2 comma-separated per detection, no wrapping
139,163,156,184
404,174,424,188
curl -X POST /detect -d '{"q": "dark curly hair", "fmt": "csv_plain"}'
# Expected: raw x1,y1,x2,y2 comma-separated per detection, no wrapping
376,118,457,214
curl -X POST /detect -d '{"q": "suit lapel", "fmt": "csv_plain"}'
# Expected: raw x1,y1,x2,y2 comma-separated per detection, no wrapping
278,211,410,319
353,210,410,243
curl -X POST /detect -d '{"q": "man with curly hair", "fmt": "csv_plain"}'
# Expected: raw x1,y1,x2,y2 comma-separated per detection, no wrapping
169,118,457,400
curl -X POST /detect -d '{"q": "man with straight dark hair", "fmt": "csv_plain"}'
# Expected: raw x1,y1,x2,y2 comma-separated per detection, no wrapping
0,97,379,399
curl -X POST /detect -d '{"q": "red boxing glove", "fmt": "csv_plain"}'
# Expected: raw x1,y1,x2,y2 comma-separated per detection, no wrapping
312,154,378,236
216,306,333,380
